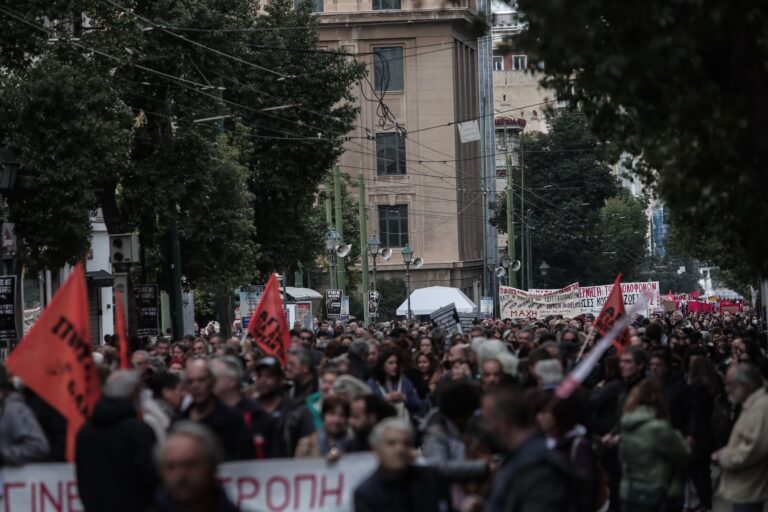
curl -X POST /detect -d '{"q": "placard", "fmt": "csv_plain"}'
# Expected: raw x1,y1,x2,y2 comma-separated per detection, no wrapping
325,289,342,319
0,275,17,345
134,284,159,337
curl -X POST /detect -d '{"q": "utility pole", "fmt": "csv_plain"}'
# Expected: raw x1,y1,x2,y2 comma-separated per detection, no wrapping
358,174,370,326
333,165,345,292
519,134,526,289
169,208,183,340
506,155,516,288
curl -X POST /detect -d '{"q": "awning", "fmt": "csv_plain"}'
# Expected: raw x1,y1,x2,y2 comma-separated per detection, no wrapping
283,286,323,301
396,286,478,316
86,270,114,287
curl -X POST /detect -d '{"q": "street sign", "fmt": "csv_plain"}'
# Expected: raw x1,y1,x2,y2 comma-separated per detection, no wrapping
430,303,462,336
134,284,159,338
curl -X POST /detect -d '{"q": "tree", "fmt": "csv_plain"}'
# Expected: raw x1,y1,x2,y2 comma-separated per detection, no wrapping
491,113,644,287
515,0,768,279
376,278,407,321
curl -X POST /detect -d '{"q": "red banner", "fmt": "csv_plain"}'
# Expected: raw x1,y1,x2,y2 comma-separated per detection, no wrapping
592,273,630,354
115,291,130,370
7,264,101,461
247,273,290,365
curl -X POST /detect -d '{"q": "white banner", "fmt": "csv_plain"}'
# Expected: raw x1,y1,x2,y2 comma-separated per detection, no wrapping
0,453,377,512
499,283,581,319
530,281,660,317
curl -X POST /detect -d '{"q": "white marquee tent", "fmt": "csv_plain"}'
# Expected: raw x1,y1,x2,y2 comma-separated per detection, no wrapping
396,286,478,316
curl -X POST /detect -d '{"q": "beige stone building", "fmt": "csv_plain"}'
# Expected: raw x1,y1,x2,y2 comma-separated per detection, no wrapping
318,0,489,299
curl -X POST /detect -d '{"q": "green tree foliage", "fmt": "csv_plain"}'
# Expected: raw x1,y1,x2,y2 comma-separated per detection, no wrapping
515,0,768,279
492,113,647,286
0,0,364,302
375,278,407,321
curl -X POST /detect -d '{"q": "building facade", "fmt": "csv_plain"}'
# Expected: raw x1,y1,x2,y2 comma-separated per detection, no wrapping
318,0,489,300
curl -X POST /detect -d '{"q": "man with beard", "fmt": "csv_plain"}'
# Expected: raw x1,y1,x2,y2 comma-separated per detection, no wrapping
347,394,396,452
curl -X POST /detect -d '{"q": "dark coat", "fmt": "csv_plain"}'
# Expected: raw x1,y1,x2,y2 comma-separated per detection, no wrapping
152,485,238,512
353,465,451,512
75,397,158,512
179,400,253,461
486,434,579,512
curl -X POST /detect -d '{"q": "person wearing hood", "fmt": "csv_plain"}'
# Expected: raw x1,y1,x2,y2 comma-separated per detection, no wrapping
0,363,49,465
76,370,159,512
619,378,690,512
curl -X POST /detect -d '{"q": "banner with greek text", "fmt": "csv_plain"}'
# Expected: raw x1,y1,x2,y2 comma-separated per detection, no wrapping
0,453,377,512
499,283,581,319
531,281,660,317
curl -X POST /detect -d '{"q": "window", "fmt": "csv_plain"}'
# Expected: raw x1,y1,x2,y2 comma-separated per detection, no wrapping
294,0,323,11
374,47,404,92
512,55,527,71
493,56,504,71
379,205,409,248
373,0,401,9
376,132,406,176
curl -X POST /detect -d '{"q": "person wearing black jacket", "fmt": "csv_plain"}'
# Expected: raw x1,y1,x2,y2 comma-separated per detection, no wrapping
354,418,450,512
179,359,253,461
75,370,159,512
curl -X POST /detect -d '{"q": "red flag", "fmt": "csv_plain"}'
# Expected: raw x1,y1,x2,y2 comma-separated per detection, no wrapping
7,263,101,461
592,273,630,354
115,291,130,369
247,273,290,365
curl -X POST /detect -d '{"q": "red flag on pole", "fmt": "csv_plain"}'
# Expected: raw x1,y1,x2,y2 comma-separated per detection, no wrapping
115,290,131,369
247,273,290,365
592,273,630,354
7,263,101,461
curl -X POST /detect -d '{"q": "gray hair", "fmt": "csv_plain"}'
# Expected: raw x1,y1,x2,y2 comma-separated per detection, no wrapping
209,356,243,381
369,417,414,448
732,363,764,392
131,350,149,362
349,339,369,358
103,370,141,399
155,421,224,467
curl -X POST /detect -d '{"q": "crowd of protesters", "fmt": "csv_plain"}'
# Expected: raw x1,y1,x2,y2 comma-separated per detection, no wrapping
0,308,767,512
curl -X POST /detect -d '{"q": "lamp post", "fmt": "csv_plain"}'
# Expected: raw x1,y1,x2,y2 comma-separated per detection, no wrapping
500,253,510,285
325,228,340,289
539,260,550,288
401,244,414,322
368,233,380,292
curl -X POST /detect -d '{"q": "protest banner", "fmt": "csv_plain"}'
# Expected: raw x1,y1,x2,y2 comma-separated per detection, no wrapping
499,283,581,319
430,304,462,336
325,289,342,319
114,291,130,369
0,453,377,512
248,273,291,365
134,284,159,337
531,281,660,317
0,275,17,346
6,264,100,461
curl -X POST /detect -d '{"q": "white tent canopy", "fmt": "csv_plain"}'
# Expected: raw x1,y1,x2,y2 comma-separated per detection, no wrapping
396,286,478,316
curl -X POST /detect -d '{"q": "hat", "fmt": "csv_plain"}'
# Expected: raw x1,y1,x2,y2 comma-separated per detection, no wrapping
255,357,283,375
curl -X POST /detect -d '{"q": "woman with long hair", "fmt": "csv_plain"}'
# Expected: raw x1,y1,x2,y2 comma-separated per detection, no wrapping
619,379,690,512
367,349,421,416
414,351,443,396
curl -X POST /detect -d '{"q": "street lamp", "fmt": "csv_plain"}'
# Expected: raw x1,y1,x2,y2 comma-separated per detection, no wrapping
325,228,340,289
401,244,413,322
368,233,380,292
